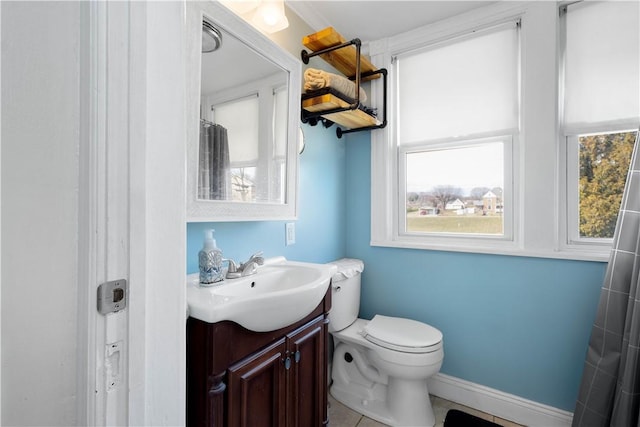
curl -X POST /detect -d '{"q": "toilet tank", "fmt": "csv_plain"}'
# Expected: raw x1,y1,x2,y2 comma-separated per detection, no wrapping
327,258,364,332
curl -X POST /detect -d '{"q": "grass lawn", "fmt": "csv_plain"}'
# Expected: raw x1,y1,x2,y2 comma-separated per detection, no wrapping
407,214,503,234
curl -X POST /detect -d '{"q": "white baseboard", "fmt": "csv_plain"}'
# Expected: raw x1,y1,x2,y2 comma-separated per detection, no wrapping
427,373,573,427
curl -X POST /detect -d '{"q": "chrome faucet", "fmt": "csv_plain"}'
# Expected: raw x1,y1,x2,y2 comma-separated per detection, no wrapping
226,252,264,279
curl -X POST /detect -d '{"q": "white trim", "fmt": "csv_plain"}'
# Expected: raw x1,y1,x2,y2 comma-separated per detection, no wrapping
127,1,147,424
141,2,187,424
0,2,3,420
371,2,616,263
76,1,100,424
428,373,573,427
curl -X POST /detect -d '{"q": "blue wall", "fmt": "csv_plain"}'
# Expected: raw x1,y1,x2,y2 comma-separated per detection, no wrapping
186,124,607,412
344,131,606,411
187,124,347,272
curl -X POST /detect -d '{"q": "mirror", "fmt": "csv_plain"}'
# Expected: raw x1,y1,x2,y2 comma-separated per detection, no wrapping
187,1,301,221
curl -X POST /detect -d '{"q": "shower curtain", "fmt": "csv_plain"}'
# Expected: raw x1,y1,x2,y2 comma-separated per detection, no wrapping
198,123,230,200
573,130,640,426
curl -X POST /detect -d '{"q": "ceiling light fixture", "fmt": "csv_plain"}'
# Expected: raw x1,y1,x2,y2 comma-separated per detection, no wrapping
251,0,289,34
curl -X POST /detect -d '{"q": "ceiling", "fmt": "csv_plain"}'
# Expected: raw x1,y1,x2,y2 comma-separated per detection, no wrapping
287,1,496,43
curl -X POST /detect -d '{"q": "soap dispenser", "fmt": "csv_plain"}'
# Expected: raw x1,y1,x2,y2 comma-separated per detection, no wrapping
199,229,224,285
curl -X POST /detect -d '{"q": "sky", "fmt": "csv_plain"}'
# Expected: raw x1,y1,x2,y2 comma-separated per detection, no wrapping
405,142,504,196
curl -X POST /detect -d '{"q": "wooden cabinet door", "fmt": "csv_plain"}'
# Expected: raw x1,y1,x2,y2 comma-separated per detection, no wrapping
286,317,327,427
227,338,288,427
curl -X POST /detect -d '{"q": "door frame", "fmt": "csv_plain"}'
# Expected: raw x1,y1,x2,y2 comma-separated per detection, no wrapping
78,2,187,425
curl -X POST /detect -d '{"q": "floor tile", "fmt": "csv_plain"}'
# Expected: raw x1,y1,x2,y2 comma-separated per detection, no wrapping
328,394,363,427
328,393,526,427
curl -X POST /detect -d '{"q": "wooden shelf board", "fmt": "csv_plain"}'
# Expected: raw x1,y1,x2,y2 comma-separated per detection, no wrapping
302,94,380,129
303,27,380,81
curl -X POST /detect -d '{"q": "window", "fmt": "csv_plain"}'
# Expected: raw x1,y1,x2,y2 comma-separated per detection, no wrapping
561,1,640,250
212,95,260,202
371,2,638,260
375,21,519,251
204,77,288,203
402,138,509,237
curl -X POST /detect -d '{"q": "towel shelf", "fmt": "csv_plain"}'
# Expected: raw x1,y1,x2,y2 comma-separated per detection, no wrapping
300,27,387,139
302,93,381,130
301,27,380,81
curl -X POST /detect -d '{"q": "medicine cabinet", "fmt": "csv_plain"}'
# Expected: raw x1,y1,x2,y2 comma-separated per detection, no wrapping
186,1,301,221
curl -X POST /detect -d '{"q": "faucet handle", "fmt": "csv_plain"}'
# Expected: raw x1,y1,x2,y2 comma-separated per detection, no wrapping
248,251,264,265
224,258,238,273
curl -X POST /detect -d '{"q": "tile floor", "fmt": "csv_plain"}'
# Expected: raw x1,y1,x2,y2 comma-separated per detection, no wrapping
327,394,526,427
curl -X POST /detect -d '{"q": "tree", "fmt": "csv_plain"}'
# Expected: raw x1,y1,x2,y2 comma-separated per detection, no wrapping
431,185,463,210
579,131,636,238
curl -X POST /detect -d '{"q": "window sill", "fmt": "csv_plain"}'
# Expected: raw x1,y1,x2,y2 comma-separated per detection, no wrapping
370,238,610,263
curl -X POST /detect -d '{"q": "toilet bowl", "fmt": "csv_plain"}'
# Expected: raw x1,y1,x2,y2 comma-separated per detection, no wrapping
327,259,444,427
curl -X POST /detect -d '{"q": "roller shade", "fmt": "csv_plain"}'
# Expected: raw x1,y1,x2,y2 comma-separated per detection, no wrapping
397,23,519,144
564,1,640,128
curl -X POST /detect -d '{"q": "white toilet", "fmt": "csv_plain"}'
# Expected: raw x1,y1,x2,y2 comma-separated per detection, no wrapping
327,259,444,427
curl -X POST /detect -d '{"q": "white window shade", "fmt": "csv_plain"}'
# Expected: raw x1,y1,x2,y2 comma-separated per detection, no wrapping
564,1,640,128
397,24,519,145
213,95,259,165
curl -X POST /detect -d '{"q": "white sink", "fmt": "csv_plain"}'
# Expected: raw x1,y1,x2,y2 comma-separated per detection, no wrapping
187,257,337,332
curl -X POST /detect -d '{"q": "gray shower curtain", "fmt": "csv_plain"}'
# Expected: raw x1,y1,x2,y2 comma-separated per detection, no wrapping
198,123,230,200
573,130,640,426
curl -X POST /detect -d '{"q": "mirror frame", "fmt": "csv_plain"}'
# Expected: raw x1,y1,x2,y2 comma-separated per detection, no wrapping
186,1,301,221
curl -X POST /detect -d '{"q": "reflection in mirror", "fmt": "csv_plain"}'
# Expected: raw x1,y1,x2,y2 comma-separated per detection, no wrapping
198,17,289,204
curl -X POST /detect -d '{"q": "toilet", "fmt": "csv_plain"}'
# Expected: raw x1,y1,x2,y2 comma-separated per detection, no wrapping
327,259,444,427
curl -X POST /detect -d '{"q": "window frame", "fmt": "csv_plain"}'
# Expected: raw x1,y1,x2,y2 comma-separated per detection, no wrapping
557,1,640,257
561,126,639,251
370,9,524,257
398,133,515,244
369,2,640,262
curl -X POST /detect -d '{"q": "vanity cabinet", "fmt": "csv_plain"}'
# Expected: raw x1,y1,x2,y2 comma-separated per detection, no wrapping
187,289,331,427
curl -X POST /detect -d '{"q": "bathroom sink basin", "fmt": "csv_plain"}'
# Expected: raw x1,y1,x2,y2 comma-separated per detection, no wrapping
187,257,337,332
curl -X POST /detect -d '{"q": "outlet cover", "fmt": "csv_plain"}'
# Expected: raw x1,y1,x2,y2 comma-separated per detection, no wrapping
285,222,295,246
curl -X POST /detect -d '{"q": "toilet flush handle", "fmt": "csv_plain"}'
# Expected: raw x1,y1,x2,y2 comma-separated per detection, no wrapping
332,285,341,292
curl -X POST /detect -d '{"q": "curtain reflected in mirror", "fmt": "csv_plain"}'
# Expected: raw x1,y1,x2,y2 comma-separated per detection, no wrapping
198,120,230,200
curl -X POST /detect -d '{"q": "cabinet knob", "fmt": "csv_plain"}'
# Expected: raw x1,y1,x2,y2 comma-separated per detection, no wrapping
283,357,291,370
294,350,301,363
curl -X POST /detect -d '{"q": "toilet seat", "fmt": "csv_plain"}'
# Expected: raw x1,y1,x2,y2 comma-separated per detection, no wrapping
361,315,442,353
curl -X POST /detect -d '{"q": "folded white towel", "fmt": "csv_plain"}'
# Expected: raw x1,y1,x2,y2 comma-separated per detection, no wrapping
304,68,367,103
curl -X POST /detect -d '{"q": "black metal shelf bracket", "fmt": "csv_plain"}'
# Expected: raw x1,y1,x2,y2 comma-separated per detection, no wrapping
300,39,388,139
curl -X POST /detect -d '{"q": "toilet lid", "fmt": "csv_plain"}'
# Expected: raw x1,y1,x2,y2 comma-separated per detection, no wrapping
362,315,443,353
